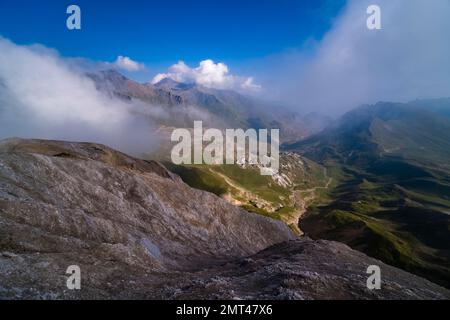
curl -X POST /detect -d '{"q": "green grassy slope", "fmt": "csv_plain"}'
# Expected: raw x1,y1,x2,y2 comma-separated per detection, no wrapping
166,153,329,233
287,99,450,288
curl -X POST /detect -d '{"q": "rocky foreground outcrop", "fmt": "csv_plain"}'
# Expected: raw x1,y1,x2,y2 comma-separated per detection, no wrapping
0,138,448,299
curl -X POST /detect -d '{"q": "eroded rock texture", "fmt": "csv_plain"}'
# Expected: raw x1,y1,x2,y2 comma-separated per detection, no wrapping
0,139,448,299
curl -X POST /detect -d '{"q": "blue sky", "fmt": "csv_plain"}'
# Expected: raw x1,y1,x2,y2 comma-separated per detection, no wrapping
0,0,345,71
2,0,447,114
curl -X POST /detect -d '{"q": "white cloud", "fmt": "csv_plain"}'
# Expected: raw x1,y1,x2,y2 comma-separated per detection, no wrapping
151,59,261,91
114,55,144,72
151,73,171,84
264,0,450,115
241,77,261,91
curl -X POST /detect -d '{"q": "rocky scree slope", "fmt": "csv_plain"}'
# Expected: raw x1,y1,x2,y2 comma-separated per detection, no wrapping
0,139,448,299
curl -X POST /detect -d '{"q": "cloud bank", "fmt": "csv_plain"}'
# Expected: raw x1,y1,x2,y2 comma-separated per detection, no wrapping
265,0,450,115
0,37,156,154
152,59,261,91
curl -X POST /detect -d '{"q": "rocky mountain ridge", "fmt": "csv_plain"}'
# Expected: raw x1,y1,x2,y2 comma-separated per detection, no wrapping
0,138,449,299
87,70,331,142
285,100,450,288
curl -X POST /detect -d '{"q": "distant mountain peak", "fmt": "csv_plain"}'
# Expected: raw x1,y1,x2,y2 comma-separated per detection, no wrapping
153,77,196,91
98,68,129,81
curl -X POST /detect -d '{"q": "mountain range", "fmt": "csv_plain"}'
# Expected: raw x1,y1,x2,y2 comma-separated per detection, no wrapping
88,70,450,289
87,70,331,143
286,99,450,288
1,68,450,299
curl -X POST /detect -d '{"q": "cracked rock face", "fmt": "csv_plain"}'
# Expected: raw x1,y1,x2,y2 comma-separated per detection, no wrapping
0,138,448,299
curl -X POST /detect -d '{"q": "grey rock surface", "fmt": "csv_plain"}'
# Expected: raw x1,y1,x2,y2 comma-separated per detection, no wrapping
0,138,448,299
